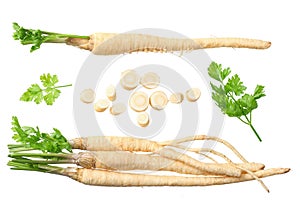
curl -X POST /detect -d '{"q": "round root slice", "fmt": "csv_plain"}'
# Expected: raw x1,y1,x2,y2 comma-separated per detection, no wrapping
140,72,160,89
110,103,126,115
137,112,150,127
94,99,110,112
186,88,201,102
129,91,149,112
149,91,168,110
80,89,96,104
106,85,116,101
169,92,184,104
120,70,140,90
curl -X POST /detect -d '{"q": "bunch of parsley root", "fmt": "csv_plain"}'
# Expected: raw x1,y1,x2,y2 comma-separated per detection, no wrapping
8,23,290,190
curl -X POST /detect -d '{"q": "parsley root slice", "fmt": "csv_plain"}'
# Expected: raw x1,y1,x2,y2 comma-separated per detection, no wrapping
169,92,184,104
20,73,72,105
94,99,110,112
13,22,271,54
208,62,266,142
120,70,140,90
6,161,290,188
129,91,149,112
106,85,116,101
149,91,168,110
137,112,150,127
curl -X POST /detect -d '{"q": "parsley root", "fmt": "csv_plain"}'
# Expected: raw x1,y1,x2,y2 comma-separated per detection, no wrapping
6,161,290,188
13,22,271,54
7,117,290,191
8,151,264,175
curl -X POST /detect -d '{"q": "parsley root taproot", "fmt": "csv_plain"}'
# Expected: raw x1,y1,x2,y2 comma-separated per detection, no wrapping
13,22,271,54
6,161,290,189
7,117,290,191
8,151,265,175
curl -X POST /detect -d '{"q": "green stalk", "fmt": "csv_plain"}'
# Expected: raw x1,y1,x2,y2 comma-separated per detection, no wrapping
221,82,262,142
13,22,90,52
10,158,72,165
9,147,35,153
53,84,72,89
8,159,63,174
9,152,72,159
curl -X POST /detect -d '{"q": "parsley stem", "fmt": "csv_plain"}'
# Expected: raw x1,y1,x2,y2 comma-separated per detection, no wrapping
237,117,249,125
249,123,262,142
9,147,35,152
53,84,72,89
9,152,72,158
9,158,72,165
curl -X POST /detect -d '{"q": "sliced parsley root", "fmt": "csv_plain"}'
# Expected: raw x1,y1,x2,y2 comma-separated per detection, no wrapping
208,61,266,142
20,73,72,105
13,22,89,52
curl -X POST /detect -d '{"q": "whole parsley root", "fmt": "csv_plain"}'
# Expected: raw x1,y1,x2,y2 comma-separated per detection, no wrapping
20,73,72,105
8,117,290,191
13,22,271,54
208,61,266,142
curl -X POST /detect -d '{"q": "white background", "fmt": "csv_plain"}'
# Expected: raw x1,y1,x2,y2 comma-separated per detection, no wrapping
0,0,299,199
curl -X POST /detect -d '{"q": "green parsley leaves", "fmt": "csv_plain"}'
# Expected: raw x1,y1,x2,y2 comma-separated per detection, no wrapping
20,73,72,105
10,116,72,153
13,22,89,52
208,61,266,142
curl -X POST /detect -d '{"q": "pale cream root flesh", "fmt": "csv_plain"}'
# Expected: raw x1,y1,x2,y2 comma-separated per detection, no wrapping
186,88,201,102
129,91,149,112
120,70,140,90
71,136,242,177
169,92,184,103
110,103,126,115
94,99,110,112
137,112,150,127
140,72,160,89
76,151,265,175
66,33,271,55
149,91,168,110
106,85,116,101
71,168,289,187
80,89,96,104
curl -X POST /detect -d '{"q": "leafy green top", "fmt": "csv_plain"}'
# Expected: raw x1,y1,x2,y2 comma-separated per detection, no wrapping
13,22,89,52
208,61,266,142
11,116,72,153
20,73,72,105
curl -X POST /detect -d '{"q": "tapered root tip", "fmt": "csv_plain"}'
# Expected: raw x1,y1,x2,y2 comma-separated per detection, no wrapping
265,41,272,49
282,168,291,173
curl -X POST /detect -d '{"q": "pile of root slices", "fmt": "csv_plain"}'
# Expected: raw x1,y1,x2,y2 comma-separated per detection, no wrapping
8,117,289,191
80,70,201,127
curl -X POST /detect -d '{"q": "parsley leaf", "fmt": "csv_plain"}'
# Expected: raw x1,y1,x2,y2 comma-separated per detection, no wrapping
11,116,72,153
20,73,71,106
225,74,247,96
253,85,266,100
208,61,266,142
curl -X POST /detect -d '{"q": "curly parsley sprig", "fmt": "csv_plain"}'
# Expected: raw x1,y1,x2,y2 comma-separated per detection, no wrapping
20,73,72,105
208,61,266,142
